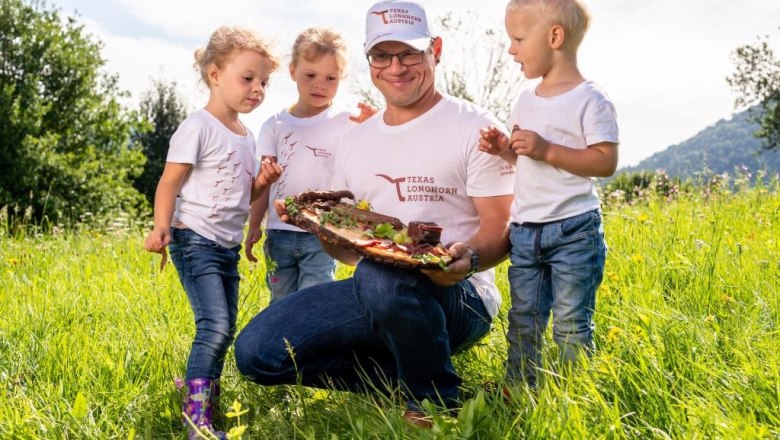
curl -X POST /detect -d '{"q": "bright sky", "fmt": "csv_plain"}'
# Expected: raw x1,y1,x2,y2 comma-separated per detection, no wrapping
51,0,780,167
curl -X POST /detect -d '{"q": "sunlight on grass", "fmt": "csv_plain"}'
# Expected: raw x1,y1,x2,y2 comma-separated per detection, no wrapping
1,182,779,438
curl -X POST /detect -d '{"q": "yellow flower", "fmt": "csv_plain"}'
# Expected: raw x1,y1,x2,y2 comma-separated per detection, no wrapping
630,254,644,263
637,213,650,223
606,327,621,343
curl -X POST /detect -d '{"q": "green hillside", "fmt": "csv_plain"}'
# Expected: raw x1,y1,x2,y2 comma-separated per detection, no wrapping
622,108,780,178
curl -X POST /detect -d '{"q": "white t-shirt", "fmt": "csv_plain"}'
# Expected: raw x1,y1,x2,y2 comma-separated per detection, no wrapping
167,109,256,248
508,81,619,224
331,94,515,318
257,106,357,232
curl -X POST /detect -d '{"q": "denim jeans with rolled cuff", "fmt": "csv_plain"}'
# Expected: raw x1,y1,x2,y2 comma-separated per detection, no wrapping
263,229,336,303
169,227,241,380
506,209,606,387
234,259,492,411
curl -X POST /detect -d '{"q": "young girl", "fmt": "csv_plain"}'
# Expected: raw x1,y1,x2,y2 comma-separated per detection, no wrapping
143,26,282,438
245,27,375,303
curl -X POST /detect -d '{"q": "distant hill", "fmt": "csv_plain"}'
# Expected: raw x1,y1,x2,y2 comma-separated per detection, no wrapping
620,108,780,179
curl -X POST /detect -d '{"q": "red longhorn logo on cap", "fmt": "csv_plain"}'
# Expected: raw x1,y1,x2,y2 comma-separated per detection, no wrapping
371,10,390,24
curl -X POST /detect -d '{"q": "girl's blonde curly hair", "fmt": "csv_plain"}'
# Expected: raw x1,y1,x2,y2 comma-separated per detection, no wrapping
194,26,280,86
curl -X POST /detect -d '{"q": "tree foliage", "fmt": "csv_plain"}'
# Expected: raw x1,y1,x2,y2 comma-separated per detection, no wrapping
0,0,146,228
133,78,188,204
436,11,525,122
727,32,780,151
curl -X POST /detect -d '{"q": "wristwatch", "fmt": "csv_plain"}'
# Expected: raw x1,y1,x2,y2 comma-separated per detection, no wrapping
464,246,480,280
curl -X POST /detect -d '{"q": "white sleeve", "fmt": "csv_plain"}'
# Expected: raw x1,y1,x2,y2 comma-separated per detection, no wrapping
166,117,202,164
255,115,279,159
583,96,619,146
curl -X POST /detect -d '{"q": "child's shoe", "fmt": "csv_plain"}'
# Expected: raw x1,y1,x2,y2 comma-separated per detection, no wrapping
183,377,226,440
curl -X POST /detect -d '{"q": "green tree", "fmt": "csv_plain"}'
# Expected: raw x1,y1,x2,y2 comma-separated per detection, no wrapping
0,0,146,228
727,32,780,151
436,11,525,122
133,78,188,204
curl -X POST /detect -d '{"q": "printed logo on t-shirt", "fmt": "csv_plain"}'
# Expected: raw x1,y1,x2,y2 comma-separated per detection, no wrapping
500,163,515,176
210,149,252,218
375,173,458,202
304,146,332,159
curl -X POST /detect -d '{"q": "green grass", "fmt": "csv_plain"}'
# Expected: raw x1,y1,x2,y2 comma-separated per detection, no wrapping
1,184,779,439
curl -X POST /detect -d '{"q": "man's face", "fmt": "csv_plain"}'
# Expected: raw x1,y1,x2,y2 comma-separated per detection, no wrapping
367,40,437,110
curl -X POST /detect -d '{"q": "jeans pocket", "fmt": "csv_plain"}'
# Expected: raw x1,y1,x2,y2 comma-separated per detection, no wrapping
558,210,601,242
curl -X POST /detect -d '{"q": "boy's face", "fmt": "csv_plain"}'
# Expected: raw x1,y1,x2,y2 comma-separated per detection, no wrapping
505,6,554,80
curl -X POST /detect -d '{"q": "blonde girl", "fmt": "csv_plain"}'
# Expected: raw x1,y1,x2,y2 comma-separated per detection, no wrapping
143,26,282,439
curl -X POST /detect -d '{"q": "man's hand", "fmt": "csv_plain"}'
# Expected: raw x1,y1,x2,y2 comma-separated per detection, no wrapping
421,242,475,286
244,228,263,262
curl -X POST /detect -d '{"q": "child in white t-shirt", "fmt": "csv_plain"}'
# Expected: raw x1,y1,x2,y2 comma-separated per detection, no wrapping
143,26,282,438
245,27,375,303
479,0,619,389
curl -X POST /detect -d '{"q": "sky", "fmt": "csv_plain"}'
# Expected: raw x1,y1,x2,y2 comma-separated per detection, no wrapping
49,0,780,168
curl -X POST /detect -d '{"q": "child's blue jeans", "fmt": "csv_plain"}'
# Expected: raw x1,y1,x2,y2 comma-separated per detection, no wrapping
506,209,606,386
168,227,240,380
263,230,336,303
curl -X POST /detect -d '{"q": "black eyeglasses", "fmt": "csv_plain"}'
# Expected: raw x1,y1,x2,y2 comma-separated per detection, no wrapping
366,49,427,68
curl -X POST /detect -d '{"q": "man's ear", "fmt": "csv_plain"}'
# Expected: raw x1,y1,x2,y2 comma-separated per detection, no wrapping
432,36,443,64
550,25,565,49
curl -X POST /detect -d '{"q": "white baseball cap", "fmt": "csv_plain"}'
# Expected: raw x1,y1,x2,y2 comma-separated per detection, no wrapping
364,0,433,54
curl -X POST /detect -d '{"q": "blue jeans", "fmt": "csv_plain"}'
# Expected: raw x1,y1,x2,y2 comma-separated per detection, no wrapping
263,230,336,303
506,209,606,386
235,260,492,410
168,227,241,380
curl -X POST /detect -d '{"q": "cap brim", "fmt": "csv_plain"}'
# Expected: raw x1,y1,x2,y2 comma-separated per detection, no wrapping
364,32,431,54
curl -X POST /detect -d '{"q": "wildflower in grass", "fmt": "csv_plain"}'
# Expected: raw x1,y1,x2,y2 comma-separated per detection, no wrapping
606,327,621,343
312,389,329,401
636,213,649,223
721,293,733,303
607,271,619,282
5,258,20,266
631,254,644,263
703,314,715,323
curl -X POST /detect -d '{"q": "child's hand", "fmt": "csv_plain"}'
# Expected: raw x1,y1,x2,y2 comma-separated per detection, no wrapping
349,102,378,123
256,159,283,186
244,228,263,262
144,227,170,254
478,126,510,155
509,127,550,162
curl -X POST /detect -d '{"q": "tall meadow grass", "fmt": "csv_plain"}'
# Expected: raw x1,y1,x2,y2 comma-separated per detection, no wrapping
1,179,778,439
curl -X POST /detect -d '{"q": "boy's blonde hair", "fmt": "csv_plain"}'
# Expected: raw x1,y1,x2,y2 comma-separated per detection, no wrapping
194,26,280,86
291,27,349,78
507,0,591,51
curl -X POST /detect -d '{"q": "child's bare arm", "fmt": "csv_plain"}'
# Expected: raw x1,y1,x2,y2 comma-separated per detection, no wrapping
144,162,191,253
478,126,516,164
245,156,275,261
510,129,618,177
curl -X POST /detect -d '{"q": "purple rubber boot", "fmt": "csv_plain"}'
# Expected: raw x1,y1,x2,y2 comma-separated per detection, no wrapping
183,378,226,440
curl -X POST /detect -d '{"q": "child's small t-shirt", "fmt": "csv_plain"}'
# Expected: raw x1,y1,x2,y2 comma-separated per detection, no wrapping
256,106,357,232
166,109,256,249
508,81,619,224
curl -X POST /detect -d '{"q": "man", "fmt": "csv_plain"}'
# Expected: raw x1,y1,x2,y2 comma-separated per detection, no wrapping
234,0,514,426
